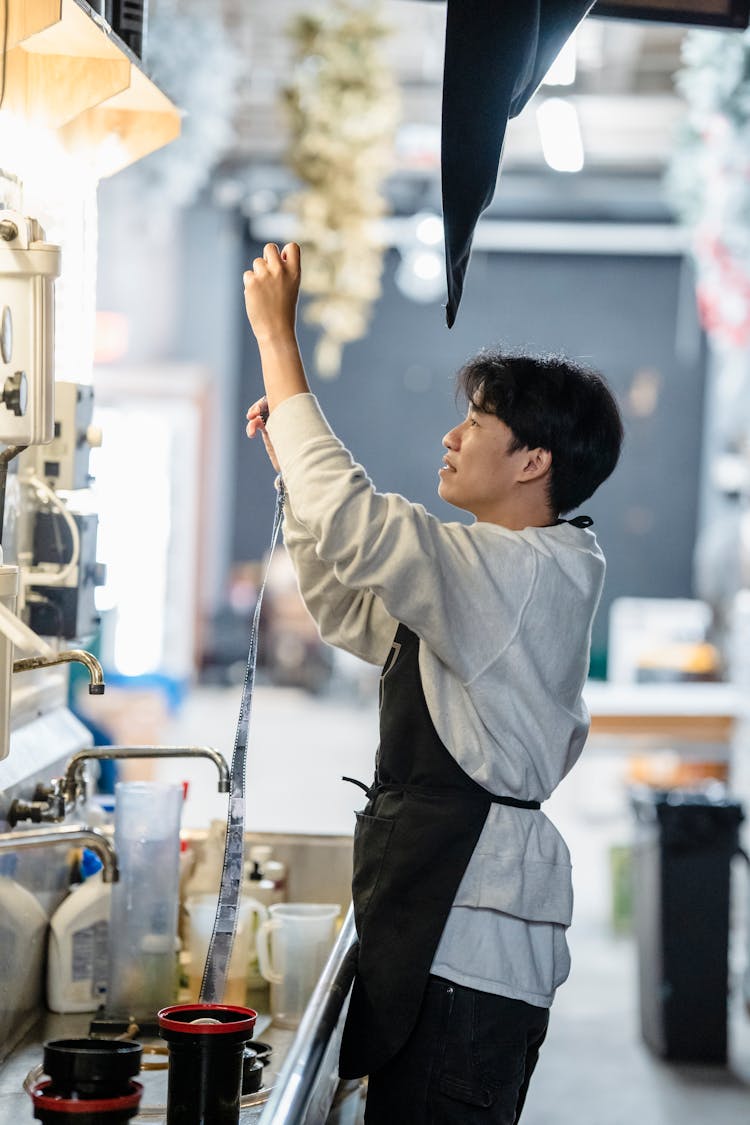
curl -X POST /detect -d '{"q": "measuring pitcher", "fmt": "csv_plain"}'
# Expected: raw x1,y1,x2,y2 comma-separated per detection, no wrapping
186,895,267,1007
256,903,340,1028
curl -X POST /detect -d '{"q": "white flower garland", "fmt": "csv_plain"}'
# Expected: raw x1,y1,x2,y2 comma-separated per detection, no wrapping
282,0,400,377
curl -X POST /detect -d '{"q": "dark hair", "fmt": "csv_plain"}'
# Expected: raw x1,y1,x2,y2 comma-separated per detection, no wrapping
457,349,624,516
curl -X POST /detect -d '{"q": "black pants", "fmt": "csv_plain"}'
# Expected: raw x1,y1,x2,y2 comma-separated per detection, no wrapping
364,976,549,1125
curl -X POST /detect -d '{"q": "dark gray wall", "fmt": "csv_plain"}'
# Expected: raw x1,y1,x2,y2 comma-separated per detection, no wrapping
235,237,706,670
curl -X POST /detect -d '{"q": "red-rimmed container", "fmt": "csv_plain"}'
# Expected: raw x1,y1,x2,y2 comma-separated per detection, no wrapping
158,1003,257,1125
29,1079,143,1124
29,1039,143,1124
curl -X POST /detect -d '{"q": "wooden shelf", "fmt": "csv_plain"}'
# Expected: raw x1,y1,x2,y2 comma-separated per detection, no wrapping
1,0,181,176
588,712,735,743
584,682,742,744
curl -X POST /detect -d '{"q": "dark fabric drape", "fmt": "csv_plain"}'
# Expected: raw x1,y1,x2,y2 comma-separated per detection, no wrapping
438,1,595,325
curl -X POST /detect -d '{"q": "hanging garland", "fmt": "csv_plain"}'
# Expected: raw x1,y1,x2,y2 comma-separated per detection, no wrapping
282,0,400,378
667,29,750,348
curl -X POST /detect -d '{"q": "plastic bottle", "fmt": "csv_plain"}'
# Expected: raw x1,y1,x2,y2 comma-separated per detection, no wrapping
244,846,287,907
0,864,48,1041
264,859,288,903
47,849,111,1013
183,819,226,899
243,847,285,993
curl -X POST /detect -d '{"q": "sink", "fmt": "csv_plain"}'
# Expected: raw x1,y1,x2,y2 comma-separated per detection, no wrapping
0,1008,297,1124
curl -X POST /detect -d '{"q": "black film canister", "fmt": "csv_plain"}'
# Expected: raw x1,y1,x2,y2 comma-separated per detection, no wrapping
158,1003,257,1125
29,1039,144,1124
30,1082,143,1125
42,1039,142,1099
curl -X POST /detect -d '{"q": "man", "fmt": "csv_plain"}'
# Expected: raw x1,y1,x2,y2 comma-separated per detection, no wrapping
244,241,623,1123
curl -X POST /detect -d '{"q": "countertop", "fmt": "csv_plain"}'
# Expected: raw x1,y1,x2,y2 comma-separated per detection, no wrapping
583,681,746,743
582,681,745,716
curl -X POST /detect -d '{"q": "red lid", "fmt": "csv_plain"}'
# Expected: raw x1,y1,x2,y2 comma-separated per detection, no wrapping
158,1003,257,1035
31,1080,143,1114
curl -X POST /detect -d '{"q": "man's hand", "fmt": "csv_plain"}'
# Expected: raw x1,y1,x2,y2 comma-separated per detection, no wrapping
243,242,301,345
246,396,280,472
243,241,310,416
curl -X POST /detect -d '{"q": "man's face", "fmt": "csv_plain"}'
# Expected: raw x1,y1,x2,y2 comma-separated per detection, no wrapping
438,403,532,522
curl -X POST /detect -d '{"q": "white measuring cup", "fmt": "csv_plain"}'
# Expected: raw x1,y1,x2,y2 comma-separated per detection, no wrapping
186,894,268,1006
256,903,340,1028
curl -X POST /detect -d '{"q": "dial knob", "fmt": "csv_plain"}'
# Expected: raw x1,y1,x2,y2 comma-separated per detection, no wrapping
2,371,28,416
86,424,103,448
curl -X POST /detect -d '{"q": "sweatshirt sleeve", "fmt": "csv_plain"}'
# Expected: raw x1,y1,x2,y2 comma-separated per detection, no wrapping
281,498,398,666
267,394,536,684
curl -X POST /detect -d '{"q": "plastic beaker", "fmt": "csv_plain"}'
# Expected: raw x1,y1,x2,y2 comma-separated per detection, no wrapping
106,782,183,1022
256,903,339,1028
186,895,267,1006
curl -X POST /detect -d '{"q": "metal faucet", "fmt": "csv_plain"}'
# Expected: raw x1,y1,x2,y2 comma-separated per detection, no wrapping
9,745,231,825
0,824,118,882
13,649,105,694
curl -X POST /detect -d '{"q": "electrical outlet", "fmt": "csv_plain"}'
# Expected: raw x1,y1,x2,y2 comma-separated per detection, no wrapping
0,210,61,446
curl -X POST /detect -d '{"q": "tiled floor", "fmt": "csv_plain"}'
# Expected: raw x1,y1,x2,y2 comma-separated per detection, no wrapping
153,680,750,1124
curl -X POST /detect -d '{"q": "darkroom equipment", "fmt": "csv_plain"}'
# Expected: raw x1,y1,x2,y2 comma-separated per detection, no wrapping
28,1038,143,1124
105,781,183,1026
158,1004,257,1125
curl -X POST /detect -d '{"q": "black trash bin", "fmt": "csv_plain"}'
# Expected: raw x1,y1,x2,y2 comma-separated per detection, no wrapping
630,787,744,1064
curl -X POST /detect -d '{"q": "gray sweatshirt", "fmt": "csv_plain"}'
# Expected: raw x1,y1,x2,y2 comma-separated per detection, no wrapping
266,393,605,1005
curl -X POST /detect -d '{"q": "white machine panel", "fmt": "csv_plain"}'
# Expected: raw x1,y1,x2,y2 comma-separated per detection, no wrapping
0,211,60,446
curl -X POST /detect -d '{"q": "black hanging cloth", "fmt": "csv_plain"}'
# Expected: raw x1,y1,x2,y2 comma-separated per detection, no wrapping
418,0,595,326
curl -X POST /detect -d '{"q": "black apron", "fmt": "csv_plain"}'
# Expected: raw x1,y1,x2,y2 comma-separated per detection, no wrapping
338,622,541,1079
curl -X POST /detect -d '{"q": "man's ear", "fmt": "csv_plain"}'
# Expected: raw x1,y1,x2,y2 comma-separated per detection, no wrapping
519,447,552,482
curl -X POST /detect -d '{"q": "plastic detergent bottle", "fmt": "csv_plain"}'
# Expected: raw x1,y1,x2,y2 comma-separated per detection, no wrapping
245,845,286,907
0,864,48,1033
47,849,111,1013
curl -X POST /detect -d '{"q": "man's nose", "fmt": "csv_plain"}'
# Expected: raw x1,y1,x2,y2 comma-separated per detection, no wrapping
443,424,462,449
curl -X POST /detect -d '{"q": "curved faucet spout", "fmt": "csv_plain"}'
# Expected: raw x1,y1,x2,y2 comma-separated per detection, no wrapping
13,649,105,694
63,745,231,808
0,825,118,882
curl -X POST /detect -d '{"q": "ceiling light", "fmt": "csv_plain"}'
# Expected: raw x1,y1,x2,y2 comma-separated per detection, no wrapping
395,248,446,303
415,212,444,246
536,99,584,173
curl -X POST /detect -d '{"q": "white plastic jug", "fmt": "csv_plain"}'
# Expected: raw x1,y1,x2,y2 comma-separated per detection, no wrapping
257,903,340,1028
186,894,268,1007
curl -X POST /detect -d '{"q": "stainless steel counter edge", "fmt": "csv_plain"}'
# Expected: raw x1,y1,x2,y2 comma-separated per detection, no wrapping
259,904,358,1124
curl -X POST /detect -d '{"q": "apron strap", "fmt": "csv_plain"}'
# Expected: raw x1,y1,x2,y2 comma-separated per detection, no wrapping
489,793,541,810
342,775,372,795
342,776,541,810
